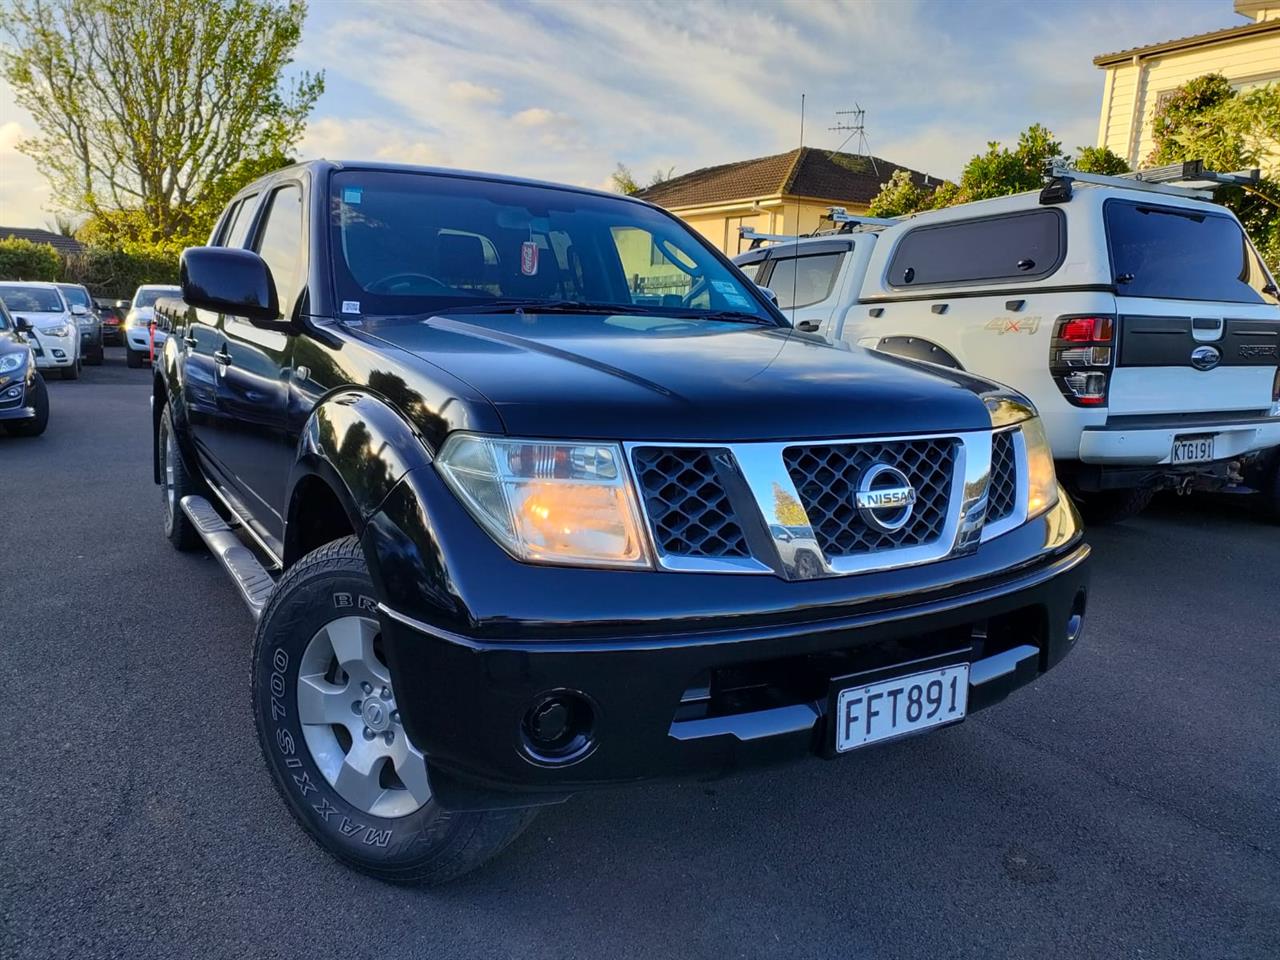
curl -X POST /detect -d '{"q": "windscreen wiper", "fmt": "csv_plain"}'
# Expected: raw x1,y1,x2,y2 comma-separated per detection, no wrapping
441,299,655,315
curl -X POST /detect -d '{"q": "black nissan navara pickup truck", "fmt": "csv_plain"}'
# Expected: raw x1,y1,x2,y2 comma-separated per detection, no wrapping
153,160,1091,883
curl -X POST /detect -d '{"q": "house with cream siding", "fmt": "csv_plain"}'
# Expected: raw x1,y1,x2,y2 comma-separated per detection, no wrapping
1094,1,1280,170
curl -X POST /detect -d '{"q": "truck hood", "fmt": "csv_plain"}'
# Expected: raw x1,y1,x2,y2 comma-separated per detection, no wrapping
364,311,996,442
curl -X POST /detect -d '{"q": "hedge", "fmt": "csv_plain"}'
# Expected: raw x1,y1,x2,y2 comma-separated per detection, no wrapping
0,237,62,282
0,238,178,300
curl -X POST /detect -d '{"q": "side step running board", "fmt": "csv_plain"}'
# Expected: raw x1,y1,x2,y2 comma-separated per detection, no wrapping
180,495,276,621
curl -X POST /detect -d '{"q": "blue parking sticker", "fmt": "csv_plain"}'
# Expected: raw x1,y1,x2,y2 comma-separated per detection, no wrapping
342,187,363,205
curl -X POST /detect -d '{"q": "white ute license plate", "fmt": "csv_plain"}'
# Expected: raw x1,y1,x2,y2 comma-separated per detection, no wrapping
835,664,969,753
1171,435,1215,464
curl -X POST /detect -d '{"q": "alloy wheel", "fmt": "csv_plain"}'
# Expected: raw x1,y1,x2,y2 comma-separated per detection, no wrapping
296,616,431,818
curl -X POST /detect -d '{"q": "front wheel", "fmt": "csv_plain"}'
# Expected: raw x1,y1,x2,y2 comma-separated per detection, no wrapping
125,347,142,369
251,537,536,884
61,359,80,380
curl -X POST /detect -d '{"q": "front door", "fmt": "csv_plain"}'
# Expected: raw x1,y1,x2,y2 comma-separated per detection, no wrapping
208,181,307,550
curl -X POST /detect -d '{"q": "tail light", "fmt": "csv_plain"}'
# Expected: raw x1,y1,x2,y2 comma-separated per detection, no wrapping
1051,315,1115,407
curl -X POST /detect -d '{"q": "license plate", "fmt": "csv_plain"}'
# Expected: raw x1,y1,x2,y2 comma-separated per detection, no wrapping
834,664,969,753
1171,435,1215,464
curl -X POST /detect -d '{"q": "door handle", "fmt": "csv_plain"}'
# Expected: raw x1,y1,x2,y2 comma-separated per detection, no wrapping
213,349,232,366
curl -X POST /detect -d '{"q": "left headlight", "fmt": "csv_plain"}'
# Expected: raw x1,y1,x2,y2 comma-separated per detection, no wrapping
40,323,72,337
436,434,651,569
987,395,1059,520
0,352,25,374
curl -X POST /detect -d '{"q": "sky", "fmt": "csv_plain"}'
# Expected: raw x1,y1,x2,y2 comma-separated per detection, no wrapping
0,0,1237,228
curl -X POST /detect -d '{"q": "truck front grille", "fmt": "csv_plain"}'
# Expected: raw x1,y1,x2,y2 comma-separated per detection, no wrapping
631,447,749,559
782,439,957,557
987,430,1018,523
626,430,1007,579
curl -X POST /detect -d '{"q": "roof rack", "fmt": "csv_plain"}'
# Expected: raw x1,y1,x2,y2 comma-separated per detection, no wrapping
1041,160,1260,204
822,206,900,230
738,206,902,250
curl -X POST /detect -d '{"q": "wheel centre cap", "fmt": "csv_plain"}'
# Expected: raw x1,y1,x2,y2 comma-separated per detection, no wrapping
362,697,391,732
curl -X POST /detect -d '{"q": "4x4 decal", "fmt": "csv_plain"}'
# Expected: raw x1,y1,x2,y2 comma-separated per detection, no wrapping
985,316,1043,335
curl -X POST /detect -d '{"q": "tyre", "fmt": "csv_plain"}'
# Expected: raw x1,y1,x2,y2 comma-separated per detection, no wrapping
125,347,142,369
1261,456,1280,523
61,359,80,380
158,404,202,550
88,345,104,365
5,375,49,437
1074,485,1155,525
251,536,536,884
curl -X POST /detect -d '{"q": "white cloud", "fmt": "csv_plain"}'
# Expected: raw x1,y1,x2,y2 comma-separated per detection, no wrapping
0,87,53,227
512,107,559,128
447,80,502,104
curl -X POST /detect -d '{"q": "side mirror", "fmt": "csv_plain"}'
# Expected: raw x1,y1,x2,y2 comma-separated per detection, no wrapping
14,316,32,334
70,303,87,316
180,246,280,326
755,285,780,307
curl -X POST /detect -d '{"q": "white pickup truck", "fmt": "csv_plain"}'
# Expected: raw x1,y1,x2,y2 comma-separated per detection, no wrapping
734,164,1280,522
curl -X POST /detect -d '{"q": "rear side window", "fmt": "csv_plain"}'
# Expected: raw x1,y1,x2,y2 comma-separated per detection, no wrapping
886,210,1064,288
765,252,844,308
1105,200,1278,304
223,195,259,249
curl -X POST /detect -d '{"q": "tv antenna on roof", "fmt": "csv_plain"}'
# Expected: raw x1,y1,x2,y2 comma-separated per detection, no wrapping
828,104,877,175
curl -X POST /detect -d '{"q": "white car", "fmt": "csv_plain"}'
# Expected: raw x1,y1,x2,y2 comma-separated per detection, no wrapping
0,281,81,380
124,284,182,368
735,163,1280,522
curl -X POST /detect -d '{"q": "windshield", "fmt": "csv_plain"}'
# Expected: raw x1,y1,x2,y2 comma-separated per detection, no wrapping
0,301,10,330
1105,200,1278,305
133,287,180,308
58,285,92,307
328,170,775,323
0,285,64,313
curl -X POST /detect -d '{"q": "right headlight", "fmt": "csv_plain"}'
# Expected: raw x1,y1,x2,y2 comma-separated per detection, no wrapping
0,352,25,374
987,395,1058,520
1019,415,1059,519
40,323,72,337
435,434,651,569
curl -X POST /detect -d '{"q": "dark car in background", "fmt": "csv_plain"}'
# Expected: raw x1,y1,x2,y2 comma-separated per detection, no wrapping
56,282,104,365
95,298,129,346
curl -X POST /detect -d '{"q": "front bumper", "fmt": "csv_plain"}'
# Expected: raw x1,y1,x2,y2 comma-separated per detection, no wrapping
31,338,76,369
1078,412,1280,466
125,327,166,352
374,486,1090,809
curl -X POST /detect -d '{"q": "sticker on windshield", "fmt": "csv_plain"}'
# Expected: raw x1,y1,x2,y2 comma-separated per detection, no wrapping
520,241,539,276
711,280,737,294
342,187,363,205
341,300,361,314
723,293,752,307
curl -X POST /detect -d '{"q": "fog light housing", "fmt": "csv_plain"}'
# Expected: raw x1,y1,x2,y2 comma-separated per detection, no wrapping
521,691,597,765
1066,590,1087,645
52,349,66,359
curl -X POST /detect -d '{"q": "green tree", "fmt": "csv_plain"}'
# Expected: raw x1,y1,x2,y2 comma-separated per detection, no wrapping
1150,74,1280,270
1073,145,1130,175
0,0,323,249
611,163,641,195
869,128,1132,219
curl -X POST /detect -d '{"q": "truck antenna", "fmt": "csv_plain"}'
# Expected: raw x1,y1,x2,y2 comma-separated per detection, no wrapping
791,93,804,328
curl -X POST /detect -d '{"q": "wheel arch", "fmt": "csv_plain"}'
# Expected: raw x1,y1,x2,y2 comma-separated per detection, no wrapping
874,335,964,371
285,389,434,570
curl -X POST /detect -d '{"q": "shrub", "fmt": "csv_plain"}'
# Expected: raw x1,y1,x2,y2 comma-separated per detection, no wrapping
0,237,62,281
